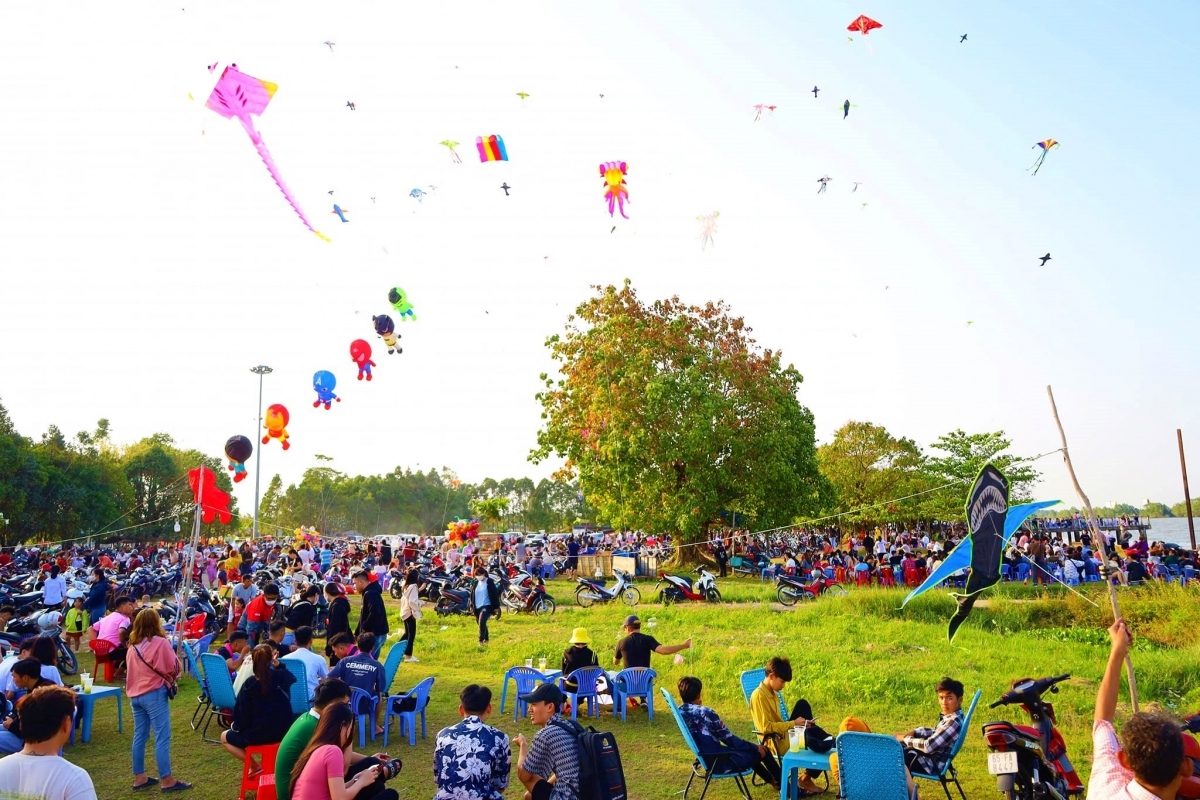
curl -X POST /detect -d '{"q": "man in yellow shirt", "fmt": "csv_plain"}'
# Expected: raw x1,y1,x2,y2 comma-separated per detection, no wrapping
749,656,830,796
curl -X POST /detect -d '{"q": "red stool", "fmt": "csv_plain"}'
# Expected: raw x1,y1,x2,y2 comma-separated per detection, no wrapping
88,639,116,682
879,570,895,587
240,742,279,800
855,570,871,587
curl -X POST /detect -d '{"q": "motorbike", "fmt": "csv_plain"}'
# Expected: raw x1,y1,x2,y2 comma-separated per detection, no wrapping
981,674,1084,800
574,568,641,607
434,582,474,617
501,573,556,616
775,571,848,605
732,553,770,579
655,567,721,604
388,568,406,599
0,610,78,675
1182,713,1200,800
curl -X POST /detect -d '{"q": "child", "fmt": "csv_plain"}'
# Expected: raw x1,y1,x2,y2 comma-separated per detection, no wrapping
63,598,89,652
227,598,245,641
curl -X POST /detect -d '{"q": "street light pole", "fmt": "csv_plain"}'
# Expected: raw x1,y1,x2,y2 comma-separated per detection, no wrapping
250,365,273,539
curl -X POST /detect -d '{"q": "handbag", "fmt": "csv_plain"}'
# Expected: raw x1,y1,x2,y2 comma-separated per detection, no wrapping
133,641,179,700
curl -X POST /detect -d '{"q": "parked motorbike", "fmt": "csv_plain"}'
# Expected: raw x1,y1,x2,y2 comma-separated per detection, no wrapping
1181,713,1200,800
501,573,556,616
981,674,1084,800
0,611,78,675
775,572,848,605
574,569,641,607
655,567,721,604
388,568,406,599
434,583,474,617
732,554,770,578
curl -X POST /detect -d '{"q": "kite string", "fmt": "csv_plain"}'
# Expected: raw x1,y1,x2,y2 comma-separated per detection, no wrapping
982,529,1101,608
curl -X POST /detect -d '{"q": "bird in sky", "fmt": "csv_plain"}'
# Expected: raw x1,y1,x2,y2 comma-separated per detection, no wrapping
324,41,336,51
843,99,851,119
346,101,356,111
852,181,862,192
500,183,511,196
812,86,820,98
327,191,334,196
1039,253,1052,266
332,204,350,223
960,34,968,42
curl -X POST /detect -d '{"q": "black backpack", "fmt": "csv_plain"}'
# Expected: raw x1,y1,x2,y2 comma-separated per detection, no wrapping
548,717,627,800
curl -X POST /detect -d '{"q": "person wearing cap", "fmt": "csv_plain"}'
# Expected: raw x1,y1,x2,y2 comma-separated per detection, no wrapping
614,615,691,670
560,629,599,693
514,683,583,800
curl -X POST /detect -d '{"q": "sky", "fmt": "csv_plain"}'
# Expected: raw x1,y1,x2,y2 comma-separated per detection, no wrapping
2,1,1199,520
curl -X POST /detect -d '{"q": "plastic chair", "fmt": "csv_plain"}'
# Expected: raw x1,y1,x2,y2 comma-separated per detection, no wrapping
760,565,777,582
855,570,871,587
611,668,656,721
660,687,753,800
89,639,117,682
561,666,605,721
349,687,380,748
383,676,434,746
499,666,543,720
879,569,895,588
1000,564,1011,581
540,564,556,580
903,569,919,588
182,613,207,640
281,658,309,715
738,669,788,720
911,689,981,800
1017,563,1030,581
199,652,238,743
239,741,279,800
836,731,910,800
183,642,211,730
381,641,407,696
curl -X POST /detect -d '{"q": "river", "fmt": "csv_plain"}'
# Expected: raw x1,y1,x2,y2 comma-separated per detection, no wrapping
1141,517,1197,547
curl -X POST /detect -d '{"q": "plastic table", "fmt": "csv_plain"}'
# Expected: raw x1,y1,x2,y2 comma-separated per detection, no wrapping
780,747,832,800
72,684,125,744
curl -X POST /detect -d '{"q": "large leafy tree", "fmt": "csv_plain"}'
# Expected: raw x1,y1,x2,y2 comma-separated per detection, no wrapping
918,430,1041,521
817,421,927,523
531,281,828,546
121,433,238,540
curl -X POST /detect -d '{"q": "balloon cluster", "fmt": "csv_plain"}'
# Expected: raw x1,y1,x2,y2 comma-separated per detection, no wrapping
446,518,480,544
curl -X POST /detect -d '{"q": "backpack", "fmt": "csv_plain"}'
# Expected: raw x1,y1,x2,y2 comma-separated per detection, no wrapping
548,717,627,800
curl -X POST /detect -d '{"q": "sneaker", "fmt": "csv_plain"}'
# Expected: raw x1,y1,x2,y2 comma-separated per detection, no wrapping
405,656,419,663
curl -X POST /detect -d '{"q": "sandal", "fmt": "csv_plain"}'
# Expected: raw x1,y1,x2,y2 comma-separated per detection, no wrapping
132,778,159,790
162,781,193,792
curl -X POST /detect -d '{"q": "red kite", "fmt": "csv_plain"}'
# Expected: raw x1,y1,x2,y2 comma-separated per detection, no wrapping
848,15,882,35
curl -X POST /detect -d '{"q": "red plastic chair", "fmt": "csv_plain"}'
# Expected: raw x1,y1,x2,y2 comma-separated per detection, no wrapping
879,569,895,587
182,613,207,639
239,742,279,800
904,568,919,588
855,570,871,587
834,566,848,583
88,639,116,682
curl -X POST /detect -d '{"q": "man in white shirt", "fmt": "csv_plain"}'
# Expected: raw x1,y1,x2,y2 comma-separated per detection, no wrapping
281,625,329,700
0,685,97,799
297,546,314,569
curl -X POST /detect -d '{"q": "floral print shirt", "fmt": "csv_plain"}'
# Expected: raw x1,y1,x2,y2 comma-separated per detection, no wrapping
433,715,511,800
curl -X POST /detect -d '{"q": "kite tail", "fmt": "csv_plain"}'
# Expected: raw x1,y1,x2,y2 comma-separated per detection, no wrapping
251,135,323,236
1028,152,1047,175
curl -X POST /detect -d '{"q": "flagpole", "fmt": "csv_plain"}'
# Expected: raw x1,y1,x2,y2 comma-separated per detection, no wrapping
1046,385,1138,711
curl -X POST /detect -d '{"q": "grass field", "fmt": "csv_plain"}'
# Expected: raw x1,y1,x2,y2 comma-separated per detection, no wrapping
65,577,1200,800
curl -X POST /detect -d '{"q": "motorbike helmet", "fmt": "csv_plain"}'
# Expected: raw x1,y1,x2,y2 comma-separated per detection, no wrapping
37,611,62,631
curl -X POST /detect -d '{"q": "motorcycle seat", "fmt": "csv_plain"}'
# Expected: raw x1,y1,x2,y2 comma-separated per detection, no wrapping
13,592,42,604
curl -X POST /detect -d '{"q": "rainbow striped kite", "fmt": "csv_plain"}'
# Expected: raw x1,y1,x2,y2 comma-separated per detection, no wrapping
476,135,509,162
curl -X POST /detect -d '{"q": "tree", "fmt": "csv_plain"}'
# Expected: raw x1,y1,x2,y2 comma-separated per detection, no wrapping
1171,498,1200,518
918,430,1041,521
120,433,236,541
1140,501,1173,518
531,281,829,548
817,421,927,522
470,496,510,533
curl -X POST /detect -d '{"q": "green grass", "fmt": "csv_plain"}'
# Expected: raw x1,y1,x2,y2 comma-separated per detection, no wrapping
65,577,1200,799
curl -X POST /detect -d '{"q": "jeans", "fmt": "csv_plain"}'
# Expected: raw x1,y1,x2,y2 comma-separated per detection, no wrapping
245,621,265,645
476,606,491,643
0,729,22,754
402,617,417,657
131,686,173,778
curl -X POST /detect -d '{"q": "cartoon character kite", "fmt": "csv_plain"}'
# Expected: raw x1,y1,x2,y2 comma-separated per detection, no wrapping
476,135,509,162
332,204,349,222
313,370,340,409
205,65,329,242
903,463,1059,641
600,161,629,219
188,466,233,525
324,41,335,51
817,175,831,193
1039,253,1052,266
1029,139,1059,175
372,314,402,354
501,183,511,196
440,140,462,163
847,15,882,35
262,404,290,449
224,435,253,483
516,92,529,101
349,340,376,381
812,86,820,97
960,34,968,42
753,104,776,122
409,188,426,203
346,101,356,111
697,211,719,250
388,287,416,321
843,99,851,119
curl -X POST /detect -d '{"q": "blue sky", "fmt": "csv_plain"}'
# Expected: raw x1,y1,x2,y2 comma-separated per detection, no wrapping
2,1,1198,517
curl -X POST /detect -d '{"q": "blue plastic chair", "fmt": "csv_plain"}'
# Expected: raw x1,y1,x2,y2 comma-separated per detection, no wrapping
660,687,753,800
738,669,788,720
561,666,605,721
349,687,380,748
499,666,543,721
199,652,237,743
836,731,910,800
381,641,407,696
384,676,434,746
823,568,835,579
1016,563,1030,581
611,668,656,721
281,658,309,715
541,564,557,580
183,642,211,731
1000,564,1011,581
911,689,981,800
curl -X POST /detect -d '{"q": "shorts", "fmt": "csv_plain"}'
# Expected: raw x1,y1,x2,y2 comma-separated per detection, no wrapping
531,779,554,800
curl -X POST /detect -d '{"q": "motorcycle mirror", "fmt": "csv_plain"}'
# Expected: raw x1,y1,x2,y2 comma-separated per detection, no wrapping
1050,685,1059,694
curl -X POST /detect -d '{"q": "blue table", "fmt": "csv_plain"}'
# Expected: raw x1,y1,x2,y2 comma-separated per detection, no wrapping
72,684,125,744
780,747,832,800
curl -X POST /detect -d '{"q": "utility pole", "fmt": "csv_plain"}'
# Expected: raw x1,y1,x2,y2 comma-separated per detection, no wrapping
250,365,273,538
1178,429,1197,551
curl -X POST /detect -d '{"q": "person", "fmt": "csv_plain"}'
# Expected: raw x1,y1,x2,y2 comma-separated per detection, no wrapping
398,568,421,663
94,595,136,671
0,685,97,799
560,628,599,693
286,586,320,638
328,633,358,663
217,630,252,674
282,626,329,701
325,583,353,665
41,565,68,610
513,683,582,800
1088,619,1190,799
614,615,691,670
469,566,501,645
290,703,396,800
1028,535,1049,586
126,607,191,792
4,636,63,697
353,572,389,657
63,596,89,652
243,583,280,645
677,676,782,791
712,536,729,578
329,633,388,737
0,637,34,700
221,644,297,768
0,659,57,753
894,677,965,793
435,684,511,800
267,620,295,658
565,536,580,578
749,657,829,795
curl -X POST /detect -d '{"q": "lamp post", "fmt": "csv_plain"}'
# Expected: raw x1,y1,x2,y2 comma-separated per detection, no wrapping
250,365,273,539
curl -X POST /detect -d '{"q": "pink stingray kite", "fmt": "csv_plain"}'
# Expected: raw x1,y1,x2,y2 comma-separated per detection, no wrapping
600,161,629,219
206,65,330,242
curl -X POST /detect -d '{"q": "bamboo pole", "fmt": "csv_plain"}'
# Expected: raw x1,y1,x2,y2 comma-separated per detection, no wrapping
1178,430,1197,551
1046,386,1138,711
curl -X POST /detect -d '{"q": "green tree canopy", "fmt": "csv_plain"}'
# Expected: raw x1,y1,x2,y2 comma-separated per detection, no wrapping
917,430,1041,521
817,421,927,523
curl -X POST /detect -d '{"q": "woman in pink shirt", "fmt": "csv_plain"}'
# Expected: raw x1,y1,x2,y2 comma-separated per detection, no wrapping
291,703,382,800
126,609,192,792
